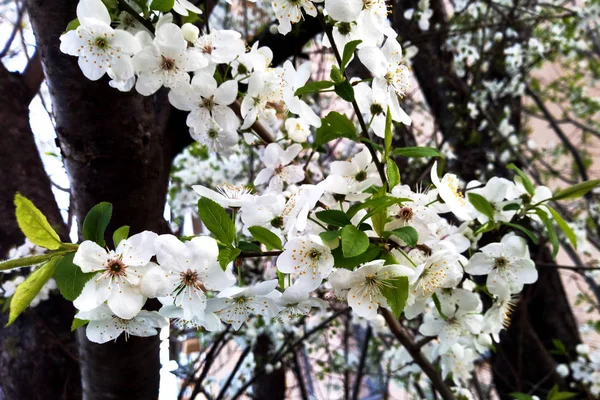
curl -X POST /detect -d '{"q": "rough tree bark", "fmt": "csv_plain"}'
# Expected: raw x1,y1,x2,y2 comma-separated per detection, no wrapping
0,62,81,399
26,0,183,397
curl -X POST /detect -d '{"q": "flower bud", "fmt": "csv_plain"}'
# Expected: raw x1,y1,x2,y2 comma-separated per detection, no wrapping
182,23,199,42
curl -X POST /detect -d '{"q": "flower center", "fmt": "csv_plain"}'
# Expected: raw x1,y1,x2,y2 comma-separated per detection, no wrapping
337,22,353,36
355,170,368,182
308,249,321,260
370,103,384,115
202,44,214,54
160,56,176,71
207,129,219,139
237,63,248,75
106,259,126,277
494,256,509,269
202,96,215,110
399,206,414,221
181,269,199,286
94,37,109,50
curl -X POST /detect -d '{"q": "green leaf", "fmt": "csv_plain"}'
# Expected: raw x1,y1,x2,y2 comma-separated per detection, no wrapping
295,80,335,97
277,270,286,290
546,206,577,249
536,209,559,258
182,11,200,24
198,197,236,246
380,276,409,318
468,192,495,221
502,222,539,244
65,18,80,32
386,157,400,190
0,253,63,271
53,253,96,301
507,163,535,196
248,226,283,250
71,318,89,332
319,230,341,242
552,338,567,355
387,226,418,247
314,111,357,147
334,81,355,102
509,393,535,400
547,384,577,400
330,66,344,83
474,220,496,236
384,106,393,157
347,196,412,218
112,225,130,248
218,247,241,270
341,39,362,71
503,203,521,211
238,241,262,253
7,257,61,326
315,210,352,228
341,225,370,258
14,193,62,250
83,202,113,247
332,244,380,270
149,0,175,12
550,179,600,201
392,147,442,158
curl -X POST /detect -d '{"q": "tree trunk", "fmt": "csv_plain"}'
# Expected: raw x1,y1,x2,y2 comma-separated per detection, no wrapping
0,62,81,399
26,0,181,397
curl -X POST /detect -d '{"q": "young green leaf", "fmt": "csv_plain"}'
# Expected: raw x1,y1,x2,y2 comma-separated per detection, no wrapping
334,80,355,102
535,209,559,258
53,253,96,301
503,203,521,211
502,222,539,244
319,230,341,242
7,256,61,326
14,193,62,250
198,197,236,246
341,225,370,258
330,65,344,83
550,179,600,201
277,270,286,290
248,226,283,250
386,157,401,190
314,111,357,147
509,393,535,400
149,0,175,12
112,225,130,248
384,106,393,157
341,40,362,71
507,163,535,196
468,192,495,221
64,18,80,32
238,241,262,253
315,210,352,227
332,245,380,270
83,202,113,247
387,226,419,247
380,277,409,318
546,206,577,249
392,147,442,158
347,196,412,218
218,247,241,270
294,80,335,97
71,318,89,331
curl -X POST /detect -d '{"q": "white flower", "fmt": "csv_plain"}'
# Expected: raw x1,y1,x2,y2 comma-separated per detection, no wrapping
60,0,139,81
169,72,239,135
282,61,321,127
241,194,287,230
419,289,483,354
281,183,327,234
194,30,245,65
173,0,203,16
483,294,516,341
240,70,283,129
140,235,235,321
323,147,380,196
277,235,334,291
285,118,311,143
275,286,328,322
465,233,537,298
430,161,474,221
254,143,305,192
556,364,570,378
73,231,157,319
355,82,410,138
329,260,414,320
358,39,412,123
272,0,321,35
231,41,273,83
440,343,478,383
192,183,253,209
325,0,364,23
76,304,168,344
213,280,281,330
386,184,439,246
467,177,519,223
132,23,207,95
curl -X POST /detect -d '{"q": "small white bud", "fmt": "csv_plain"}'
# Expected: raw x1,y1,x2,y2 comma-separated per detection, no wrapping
182,23,199,42
556,364,569,377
